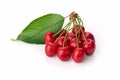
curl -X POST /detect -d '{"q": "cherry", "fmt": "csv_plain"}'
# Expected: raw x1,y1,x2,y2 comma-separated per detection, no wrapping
83,39,95,56
72,48,85,63
81,32,95,41
69,38,82,50
56,36,69,47
44,32,56,43
57,46,71,61
66,32,75,41
72,25,85,34
45,43,57,57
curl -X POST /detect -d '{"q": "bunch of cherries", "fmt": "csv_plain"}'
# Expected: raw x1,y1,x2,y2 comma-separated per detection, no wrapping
44,12,96,63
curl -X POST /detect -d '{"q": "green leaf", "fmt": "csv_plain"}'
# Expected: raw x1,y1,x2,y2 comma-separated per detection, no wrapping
17,14,64,44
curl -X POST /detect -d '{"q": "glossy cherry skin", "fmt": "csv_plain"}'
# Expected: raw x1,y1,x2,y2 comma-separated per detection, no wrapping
56,36,69,47
83,39,95,56
72,25,85,34
69,38,82,50
72,48,85,63
44,32,56,43
57,46,71,61
81,32,95,41
66,32,75,41
45,43,57,57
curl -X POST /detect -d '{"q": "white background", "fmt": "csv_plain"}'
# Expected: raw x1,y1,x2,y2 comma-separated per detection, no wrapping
0,0,120,80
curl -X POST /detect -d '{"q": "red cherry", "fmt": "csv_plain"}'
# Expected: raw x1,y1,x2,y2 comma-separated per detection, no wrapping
44,32,56,43
45,43,57,57
83,39,95,56
72,25,85,34
66,32,75,41
69,38,82,50
81,32,95,41
57,46,71,61
59,29,67,36
72,48,85,63
56,36,69,47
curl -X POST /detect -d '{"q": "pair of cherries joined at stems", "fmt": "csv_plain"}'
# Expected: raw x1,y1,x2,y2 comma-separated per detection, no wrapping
44,12,96,63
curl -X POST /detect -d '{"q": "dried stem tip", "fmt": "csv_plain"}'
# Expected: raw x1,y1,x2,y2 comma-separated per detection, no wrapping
69,11,78,20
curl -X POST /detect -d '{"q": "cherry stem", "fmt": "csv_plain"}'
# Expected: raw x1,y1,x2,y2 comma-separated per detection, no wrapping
53,21,72,37
75,33,79,49
53,29,64,44
72,20,77,31
62,34,67,47
77,16,84,26
53,21,72,44
64,15,69,18
77,16,88,44
71,18,80,48
62,22,72,47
